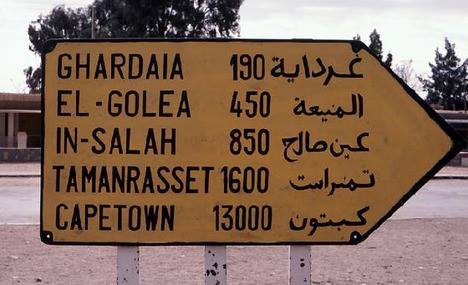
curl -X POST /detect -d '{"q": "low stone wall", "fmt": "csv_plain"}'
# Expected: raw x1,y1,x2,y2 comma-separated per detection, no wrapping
0,148,466,167
447,154,461,166
445,152,468,167
460,152,468,167
0,148,41,162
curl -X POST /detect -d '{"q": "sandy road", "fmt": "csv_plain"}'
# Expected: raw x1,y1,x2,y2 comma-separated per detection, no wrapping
2,177,468,224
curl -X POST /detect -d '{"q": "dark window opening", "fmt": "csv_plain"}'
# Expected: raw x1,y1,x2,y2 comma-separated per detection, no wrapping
4,114,8,136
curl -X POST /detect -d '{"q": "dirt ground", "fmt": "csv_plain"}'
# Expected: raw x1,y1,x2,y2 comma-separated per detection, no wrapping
1,218,467,284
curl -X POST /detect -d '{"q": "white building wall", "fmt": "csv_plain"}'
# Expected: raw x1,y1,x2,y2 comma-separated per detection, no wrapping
8,113,15,147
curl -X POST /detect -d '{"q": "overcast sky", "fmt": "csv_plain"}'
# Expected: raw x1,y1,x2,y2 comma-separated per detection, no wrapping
1,0,467,94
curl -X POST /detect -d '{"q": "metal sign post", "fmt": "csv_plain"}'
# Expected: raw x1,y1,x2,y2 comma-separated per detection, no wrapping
289,245,311,284
87,14,138,284
117,246,140,285
205,245,227,285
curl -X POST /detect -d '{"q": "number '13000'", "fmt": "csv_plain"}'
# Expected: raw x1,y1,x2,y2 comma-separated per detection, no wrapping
213,205,272,231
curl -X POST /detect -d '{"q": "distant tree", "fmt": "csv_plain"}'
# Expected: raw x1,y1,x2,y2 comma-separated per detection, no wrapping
368,29,392,67
23,66,43,94
384,52,393,68
394,60,421,92
369,29,383,60
420,38,467,110
24,6,91,93
25,0,244,93
353,34,361,41
99,0,242,38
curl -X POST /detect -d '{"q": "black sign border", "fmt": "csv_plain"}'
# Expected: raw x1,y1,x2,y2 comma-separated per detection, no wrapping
40,38,466,246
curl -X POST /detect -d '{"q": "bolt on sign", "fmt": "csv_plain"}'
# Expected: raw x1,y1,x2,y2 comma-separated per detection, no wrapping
41,39,464,245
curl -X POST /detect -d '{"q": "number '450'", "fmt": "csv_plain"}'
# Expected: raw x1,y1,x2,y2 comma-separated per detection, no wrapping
230,91,271,118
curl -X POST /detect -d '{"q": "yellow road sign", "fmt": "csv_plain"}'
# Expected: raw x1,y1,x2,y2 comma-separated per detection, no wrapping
41,39,464,245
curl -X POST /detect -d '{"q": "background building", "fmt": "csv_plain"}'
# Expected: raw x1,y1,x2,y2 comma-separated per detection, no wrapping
0,93,41,161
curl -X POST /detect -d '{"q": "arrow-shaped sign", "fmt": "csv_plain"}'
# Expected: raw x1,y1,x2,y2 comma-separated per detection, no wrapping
41,39,465,245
